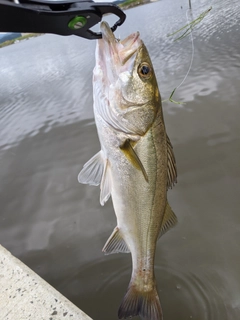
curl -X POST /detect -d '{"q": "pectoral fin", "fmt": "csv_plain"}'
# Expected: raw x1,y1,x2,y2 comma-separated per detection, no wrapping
167,135,177,189
120,139,148,182
102,227,130,255
158,201,178,239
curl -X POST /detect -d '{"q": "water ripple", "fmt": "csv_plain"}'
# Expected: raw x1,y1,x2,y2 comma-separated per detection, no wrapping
156,264,230,319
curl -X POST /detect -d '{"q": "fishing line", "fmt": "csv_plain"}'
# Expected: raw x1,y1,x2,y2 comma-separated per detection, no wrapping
164,7,212,104
163,8,194,105
173,9,194,95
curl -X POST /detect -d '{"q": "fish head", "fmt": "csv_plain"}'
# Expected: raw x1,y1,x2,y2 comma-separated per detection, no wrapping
94,22,161,136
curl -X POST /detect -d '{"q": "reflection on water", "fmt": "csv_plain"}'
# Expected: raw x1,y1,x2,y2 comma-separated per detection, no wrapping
0,0,240,319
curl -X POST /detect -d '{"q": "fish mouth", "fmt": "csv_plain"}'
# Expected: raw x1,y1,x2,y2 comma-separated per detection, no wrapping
100,21,141,65
95,21,142,77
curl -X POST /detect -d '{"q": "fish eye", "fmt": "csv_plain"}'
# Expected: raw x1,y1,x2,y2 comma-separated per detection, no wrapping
141,65,150,75
138,63,152,79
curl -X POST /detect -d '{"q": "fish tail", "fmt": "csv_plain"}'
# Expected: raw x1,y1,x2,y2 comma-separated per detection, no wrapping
118,282,163,320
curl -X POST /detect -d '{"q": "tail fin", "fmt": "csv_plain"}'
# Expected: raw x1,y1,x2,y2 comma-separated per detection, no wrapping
118,284,163,320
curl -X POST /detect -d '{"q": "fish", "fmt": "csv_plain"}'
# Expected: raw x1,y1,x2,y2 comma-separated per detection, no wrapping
78,21,177,320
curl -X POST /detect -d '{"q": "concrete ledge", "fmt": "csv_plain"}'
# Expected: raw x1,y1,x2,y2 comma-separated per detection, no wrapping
0,245,92,320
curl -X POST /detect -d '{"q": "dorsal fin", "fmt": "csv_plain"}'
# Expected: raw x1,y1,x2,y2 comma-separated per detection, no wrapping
102,227,130,255
158,201,178,239
167,135,177,189
120,139,148,183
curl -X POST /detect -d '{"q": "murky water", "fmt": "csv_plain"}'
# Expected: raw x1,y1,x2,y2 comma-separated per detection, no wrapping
0,0,240,319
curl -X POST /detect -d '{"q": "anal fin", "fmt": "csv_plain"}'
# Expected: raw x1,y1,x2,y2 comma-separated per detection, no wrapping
158,201,178,239
120,139,148,183
102,227,130,255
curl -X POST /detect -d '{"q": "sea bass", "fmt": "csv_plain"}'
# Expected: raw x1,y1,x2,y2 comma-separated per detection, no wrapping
78,22,177,320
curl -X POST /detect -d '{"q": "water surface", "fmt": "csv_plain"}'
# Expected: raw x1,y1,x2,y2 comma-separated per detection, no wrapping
0,0,240,319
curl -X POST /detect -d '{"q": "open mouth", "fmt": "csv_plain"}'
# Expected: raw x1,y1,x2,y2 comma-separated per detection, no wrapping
99,21,142,66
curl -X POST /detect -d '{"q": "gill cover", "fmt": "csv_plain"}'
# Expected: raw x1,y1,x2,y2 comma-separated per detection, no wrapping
93,22,161,136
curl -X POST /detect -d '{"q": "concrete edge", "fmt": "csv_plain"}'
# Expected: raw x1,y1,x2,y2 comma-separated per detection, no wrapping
0,244,93,320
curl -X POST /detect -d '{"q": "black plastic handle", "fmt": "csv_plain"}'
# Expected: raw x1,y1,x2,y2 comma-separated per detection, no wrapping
0,0,126,39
